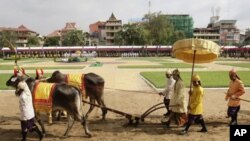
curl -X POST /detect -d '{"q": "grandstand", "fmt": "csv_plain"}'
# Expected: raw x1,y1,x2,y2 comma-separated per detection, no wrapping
1,45,249,58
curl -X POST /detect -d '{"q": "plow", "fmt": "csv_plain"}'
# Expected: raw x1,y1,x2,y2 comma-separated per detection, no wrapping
82,99,177,126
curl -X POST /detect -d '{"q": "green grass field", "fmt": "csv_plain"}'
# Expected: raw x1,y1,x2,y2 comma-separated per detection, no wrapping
0,58,52,63
119,57,172,62
118,63,204,69
0,65,85,70
216,57,250,61
141,71,250,88
217,63,250,68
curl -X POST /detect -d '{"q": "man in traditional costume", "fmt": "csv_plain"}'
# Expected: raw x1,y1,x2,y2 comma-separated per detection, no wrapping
165,69,187,128
225,69,245,125
180,74,207,135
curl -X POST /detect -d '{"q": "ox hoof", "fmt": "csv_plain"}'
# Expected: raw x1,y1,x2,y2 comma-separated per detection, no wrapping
62,134,68,138
48,121,53,125
86,133,92,138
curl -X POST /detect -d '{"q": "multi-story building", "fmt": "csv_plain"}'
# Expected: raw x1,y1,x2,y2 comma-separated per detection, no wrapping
16,25,38,47
89,13,122,45
60,22,79,35
245,29,250,39
104,13,122,45
47,22,79,38
46,22,81,46
193,28,220,43
0,25,38,47
194,15,240,46
243,29,250,45
164,14,194,38
47,30,61,38
89,21,106,45
212,19,240,45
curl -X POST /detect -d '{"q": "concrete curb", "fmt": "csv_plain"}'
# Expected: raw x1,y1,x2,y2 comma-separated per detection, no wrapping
139,73,160,92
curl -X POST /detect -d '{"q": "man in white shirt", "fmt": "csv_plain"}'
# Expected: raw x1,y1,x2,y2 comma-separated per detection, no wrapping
15,74,43,141
159,70,175,116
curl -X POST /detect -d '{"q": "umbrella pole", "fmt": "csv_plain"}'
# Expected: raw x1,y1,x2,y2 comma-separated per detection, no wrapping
190,50,196,90
188,50,196,108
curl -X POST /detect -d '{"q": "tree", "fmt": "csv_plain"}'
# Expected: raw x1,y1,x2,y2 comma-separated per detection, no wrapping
0,30,17,48
114,24,147,45
143,12,175,45
27,36,40,47
169,30,186,44
243,36,250,45
61,30,84,46
114,30,124,45
44,37,60,46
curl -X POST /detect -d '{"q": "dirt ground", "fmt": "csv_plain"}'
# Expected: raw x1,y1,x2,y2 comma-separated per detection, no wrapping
1,57,250,141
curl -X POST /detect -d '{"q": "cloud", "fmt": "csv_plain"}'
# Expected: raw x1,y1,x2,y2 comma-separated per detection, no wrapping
0,0,249,35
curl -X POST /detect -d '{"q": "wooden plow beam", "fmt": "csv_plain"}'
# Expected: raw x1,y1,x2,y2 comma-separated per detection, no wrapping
82,100,178,126
82,100,141,126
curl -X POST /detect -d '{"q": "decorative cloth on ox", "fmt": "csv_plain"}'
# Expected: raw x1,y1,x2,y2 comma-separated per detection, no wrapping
65,74,86,98
32,82,55,113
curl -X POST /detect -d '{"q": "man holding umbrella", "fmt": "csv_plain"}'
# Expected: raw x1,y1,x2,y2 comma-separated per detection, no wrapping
180,74,207,135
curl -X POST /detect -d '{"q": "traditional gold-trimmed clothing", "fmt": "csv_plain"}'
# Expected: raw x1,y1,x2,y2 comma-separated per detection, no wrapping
167,78,187,127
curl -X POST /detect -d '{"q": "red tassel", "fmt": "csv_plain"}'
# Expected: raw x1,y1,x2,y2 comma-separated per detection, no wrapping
14,69,18,76
21,68,25,75
36,69,39,77
40,68,44,75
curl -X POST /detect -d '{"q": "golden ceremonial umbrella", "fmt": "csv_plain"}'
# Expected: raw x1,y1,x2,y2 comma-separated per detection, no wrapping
172,38,220,90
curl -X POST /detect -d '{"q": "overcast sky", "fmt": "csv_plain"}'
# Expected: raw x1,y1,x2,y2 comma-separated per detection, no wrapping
1,0,249,36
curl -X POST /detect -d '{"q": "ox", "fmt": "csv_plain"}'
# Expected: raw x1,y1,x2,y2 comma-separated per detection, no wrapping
6,75,92,138
47,71,107,120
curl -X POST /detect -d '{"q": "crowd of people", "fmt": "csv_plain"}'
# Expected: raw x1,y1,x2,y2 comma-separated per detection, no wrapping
159,68,245,135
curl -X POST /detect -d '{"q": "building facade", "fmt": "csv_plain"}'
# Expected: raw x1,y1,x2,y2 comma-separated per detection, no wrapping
105,13,122,45
245,29,250,40
212,19,240,45
164,14,194,38
89,13,122,46
193,28,220,43
46,22,81,46
0,25,38,47
89,21,106,45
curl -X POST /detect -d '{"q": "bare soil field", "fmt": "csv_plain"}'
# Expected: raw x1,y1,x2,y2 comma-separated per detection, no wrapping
1,57,250,141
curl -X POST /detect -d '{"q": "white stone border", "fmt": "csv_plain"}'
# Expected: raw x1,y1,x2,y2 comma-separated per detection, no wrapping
139,73,163,92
